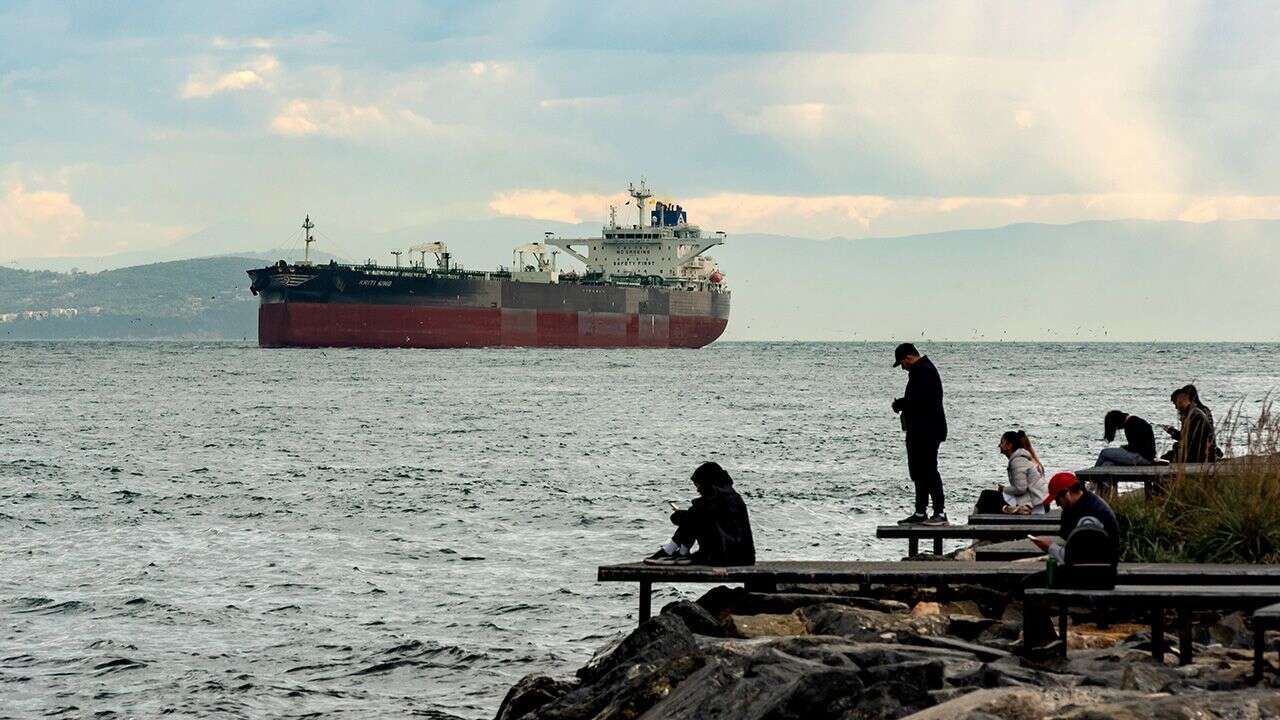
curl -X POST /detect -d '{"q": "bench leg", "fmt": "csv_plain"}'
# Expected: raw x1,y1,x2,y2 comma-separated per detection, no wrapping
909,538,918,556
1058,605,1069,654
638,580,651,624
933,537,943,555
1177,609,1193,666
1151,607,1165,663
1255,625,1265,684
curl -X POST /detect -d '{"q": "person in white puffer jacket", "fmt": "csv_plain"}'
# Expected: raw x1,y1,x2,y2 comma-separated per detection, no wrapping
1000,430,1048,512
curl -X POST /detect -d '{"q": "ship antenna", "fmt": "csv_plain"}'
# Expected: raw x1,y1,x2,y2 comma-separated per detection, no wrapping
302,215,316,264
628,179,652,228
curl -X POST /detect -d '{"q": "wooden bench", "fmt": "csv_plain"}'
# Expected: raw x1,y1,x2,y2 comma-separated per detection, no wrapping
875,523,1060,557
1074,463,1231,499
973,539,1043,561
967,512,1059,526
600,562,1280,626
599,561,1044,622
1025,584,1280,666
1253,602,1280,682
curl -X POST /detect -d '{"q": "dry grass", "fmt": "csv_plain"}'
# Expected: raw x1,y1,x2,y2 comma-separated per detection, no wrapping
1115,396,1280,564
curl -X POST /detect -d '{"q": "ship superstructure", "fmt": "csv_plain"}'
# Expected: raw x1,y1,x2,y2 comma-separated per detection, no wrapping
246,181,730,349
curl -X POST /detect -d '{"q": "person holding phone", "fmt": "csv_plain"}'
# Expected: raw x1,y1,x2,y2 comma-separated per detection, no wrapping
644,462,755,566
1028,472,1118,564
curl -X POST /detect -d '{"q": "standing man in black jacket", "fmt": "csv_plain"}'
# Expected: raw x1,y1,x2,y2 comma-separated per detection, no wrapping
892,343,949,526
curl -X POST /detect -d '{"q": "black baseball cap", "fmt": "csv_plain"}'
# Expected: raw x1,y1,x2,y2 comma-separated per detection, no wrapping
892,342,919,367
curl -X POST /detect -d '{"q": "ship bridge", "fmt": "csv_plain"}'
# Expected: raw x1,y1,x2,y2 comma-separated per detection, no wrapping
543,180,727,290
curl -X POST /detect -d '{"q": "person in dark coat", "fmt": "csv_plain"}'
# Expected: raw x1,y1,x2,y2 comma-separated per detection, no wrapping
1095,410,1157,466
891,343,948,525
644,462,755,566
1030,472,1119,565
1162,386,1219,463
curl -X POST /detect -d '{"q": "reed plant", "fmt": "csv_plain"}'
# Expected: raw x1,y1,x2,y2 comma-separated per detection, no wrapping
1115,397,1280,564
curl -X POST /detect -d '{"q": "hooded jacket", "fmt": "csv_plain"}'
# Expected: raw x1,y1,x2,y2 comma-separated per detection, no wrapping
671,481,755,566
1003,448,1048,508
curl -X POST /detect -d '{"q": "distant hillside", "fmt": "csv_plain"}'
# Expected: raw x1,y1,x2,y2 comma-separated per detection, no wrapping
0,257,260,340
3,219,1278,341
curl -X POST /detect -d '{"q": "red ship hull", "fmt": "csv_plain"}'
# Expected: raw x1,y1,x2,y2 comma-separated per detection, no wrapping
248,263,730,349
258,302,728,349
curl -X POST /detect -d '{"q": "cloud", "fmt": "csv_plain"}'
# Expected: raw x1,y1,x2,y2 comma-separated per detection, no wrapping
0,183,86,258
489,188,1280,238
271,98,434,139
180,54,279,99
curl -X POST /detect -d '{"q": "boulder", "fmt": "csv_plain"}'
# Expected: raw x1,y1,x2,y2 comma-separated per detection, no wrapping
804,603,949,642
575,614,697,685
1207,611,1252,649
727,612,809,639
901,635,1011,663
660,600,724,636
912,602,943,617
535,653,706,720
495,674,577,720
948,615,998,641
860,659,945,690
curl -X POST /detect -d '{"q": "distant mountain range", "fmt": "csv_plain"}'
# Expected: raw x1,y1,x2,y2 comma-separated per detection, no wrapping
3,219,1278,341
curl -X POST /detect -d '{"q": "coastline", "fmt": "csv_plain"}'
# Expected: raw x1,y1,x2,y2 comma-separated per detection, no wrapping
496,578,1279,719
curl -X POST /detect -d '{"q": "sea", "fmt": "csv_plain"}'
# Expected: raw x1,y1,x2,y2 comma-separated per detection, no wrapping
1,341,1278,718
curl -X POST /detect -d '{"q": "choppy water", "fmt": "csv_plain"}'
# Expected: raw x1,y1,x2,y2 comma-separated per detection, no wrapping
1,341,1278,718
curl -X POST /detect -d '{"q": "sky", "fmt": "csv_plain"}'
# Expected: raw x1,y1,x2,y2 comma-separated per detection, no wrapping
3,1,1280,260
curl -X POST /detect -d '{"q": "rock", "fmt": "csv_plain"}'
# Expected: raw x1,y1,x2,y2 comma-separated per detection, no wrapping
575,614,696,685
738,592,911,615
948,615,998,641
639,640,867,720
980,655,1083,688
727,612,809,639
660,600,723,636
901,635,1011,663
1208,611,1252,648
495,674,577,720
537,652,706,720
941,600,983,618
953,547,977,562
861,659,945,691
693,585,740,616
912,601,942,616
899,687,1152,720
804,603,950,642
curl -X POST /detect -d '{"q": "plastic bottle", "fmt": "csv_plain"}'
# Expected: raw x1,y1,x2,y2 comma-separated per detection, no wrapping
1045,555,1057,587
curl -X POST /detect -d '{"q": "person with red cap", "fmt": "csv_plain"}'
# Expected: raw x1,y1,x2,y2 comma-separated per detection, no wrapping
1029,471,1119,565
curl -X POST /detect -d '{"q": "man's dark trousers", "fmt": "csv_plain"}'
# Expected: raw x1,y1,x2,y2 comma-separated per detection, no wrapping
906,435,944,514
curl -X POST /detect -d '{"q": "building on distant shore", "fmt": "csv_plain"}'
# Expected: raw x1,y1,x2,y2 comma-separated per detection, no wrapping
21,310,49,321
0,313,16,323
51,308,78,318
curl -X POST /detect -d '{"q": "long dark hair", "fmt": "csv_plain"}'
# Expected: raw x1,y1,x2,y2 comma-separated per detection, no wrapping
1104,410,1128,442
691,461,732,493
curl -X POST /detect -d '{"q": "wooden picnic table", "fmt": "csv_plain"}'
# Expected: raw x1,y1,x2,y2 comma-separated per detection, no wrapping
1025,584,1280,666
875,523,1060,557
967,512,1059,526
599,561,1280,625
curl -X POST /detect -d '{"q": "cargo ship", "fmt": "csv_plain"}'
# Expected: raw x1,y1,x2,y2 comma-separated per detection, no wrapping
246,181,730,348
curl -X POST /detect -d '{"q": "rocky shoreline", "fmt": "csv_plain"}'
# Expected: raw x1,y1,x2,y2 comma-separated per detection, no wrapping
496,582,1280,720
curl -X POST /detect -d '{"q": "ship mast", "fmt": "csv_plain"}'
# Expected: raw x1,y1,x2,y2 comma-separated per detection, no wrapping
390,250,402,268
628,179,652,228
302,215,316,264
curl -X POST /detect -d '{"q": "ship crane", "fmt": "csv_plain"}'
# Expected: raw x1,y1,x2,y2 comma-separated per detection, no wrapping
407,242,451,271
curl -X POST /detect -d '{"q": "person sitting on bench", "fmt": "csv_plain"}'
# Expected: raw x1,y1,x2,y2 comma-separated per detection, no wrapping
644,461,755,566
976,430,1047,514
1030,472,1119,566
1162,386,1220,463
1096,410,1157,466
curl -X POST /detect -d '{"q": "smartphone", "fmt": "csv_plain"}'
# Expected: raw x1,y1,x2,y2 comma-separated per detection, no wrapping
1025,534,1038,542
668,501,680,512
